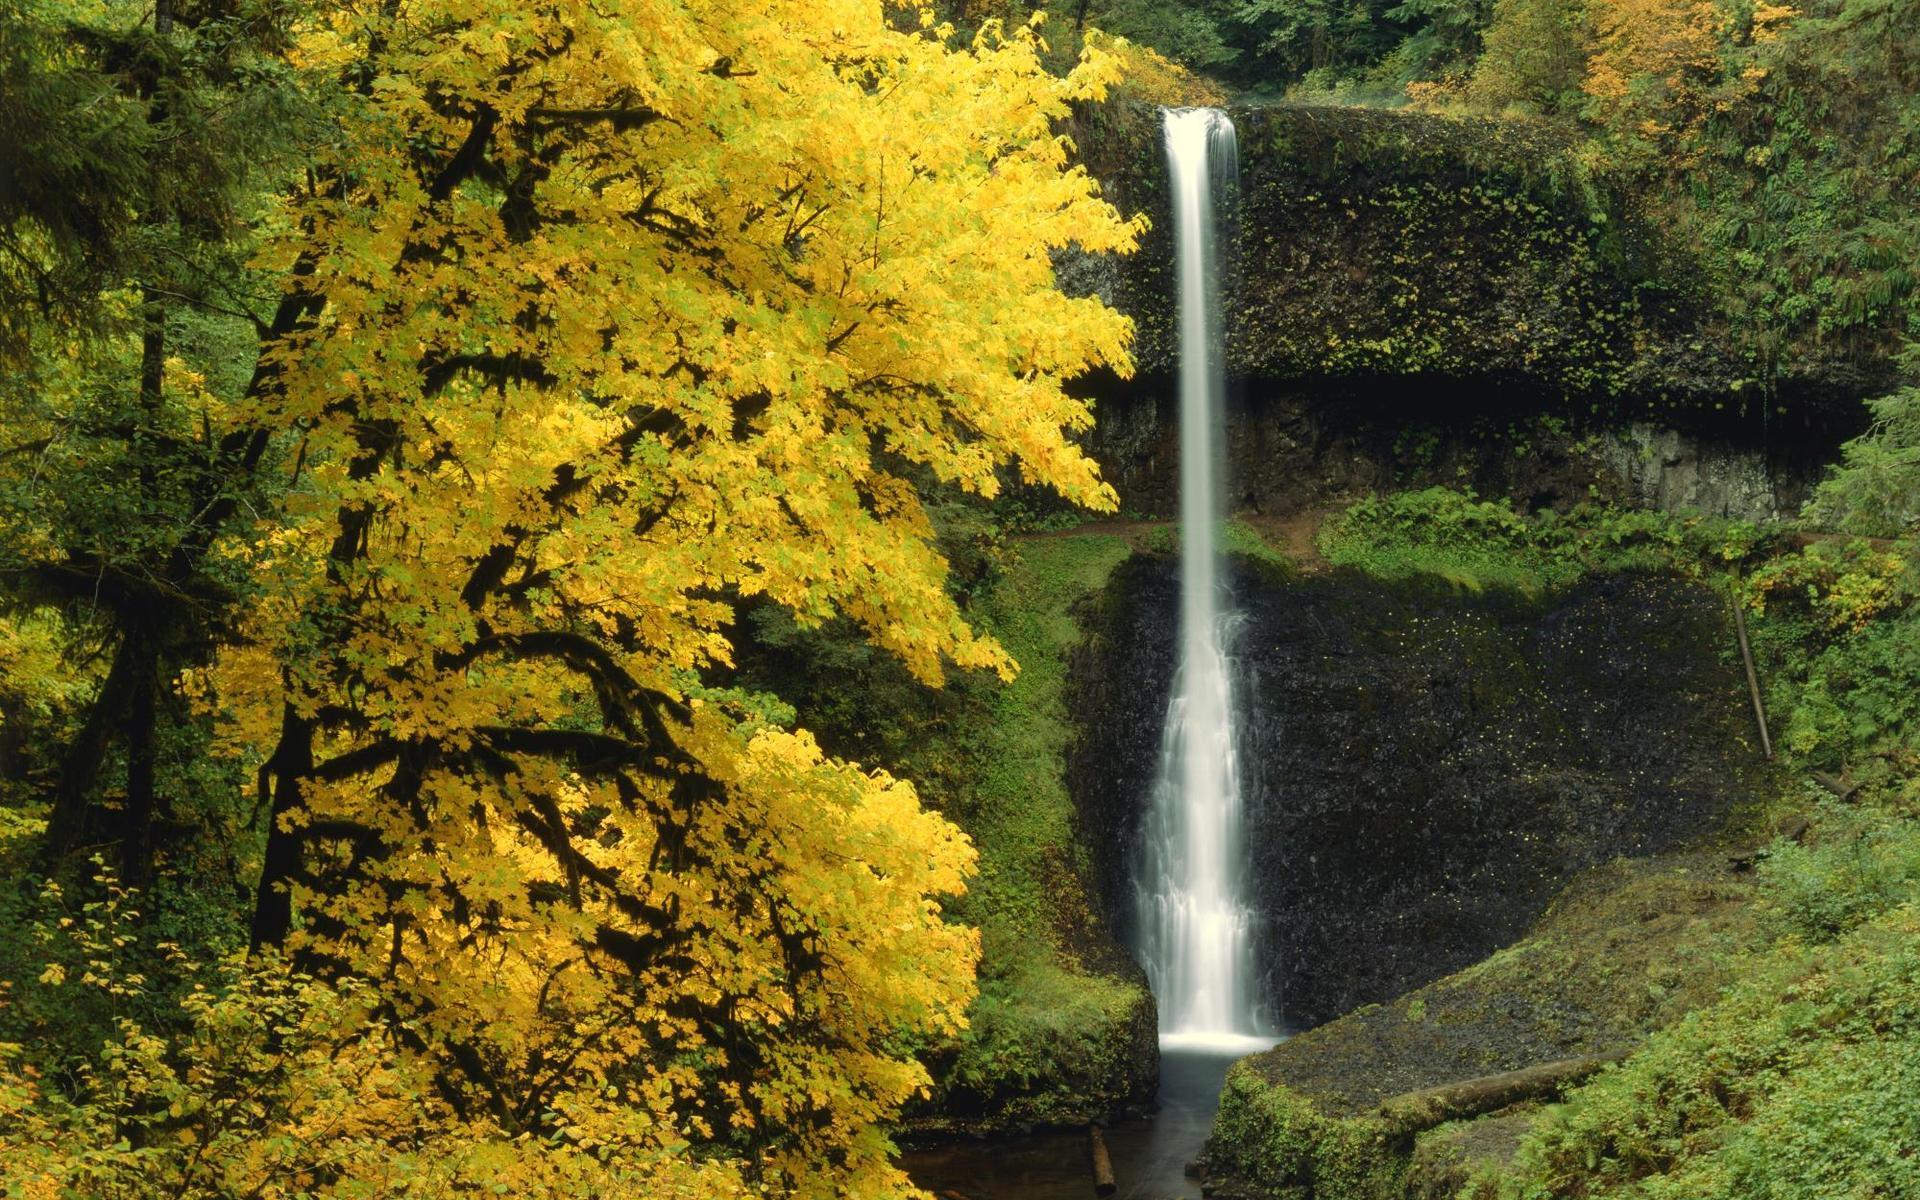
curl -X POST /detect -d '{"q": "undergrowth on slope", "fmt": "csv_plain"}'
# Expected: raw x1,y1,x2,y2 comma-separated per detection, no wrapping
1499,864,1920,1199
740,530,1147,1127
942,534,1144,1112
1271,477,1920,1197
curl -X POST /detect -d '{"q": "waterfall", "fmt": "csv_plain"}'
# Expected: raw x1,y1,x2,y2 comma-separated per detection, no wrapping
1133,107,1272,1055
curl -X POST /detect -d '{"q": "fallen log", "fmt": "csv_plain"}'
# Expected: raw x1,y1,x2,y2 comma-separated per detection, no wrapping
1374,1051,1630,1138
1090,1124,1117,1197
1811,772,1860,802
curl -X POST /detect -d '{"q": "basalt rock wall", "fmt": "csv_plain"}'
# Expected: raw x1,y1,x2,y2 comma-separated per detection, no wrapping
1079,381,1826,524
1069,101,1891,405
1069,554,1770,1029
1054,102,1887,524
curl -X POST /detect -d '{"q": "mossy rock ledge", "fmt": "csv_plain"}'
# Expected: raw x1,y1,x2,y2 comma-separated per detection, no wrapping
1064,100,1892,412
1202,848,1772,1200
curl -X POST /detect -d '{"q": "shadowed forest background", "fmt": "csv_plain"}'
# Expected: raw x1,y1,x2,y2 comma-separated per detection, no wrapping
2,0,1920,1196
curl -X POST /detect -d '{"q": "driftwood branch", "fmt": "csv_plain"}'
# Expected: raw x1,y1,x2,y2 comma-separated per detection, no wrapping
1374,1051,1629,1138
1089,1124,1116,1197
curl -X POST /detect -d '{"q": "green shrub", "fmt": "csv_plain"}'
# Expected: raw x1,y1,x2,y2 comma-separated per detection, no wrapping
1503,904,1920,1199
1319,487,1568,593
1746,539,1920,768
1319,487,1757,595
1757,804,1920,942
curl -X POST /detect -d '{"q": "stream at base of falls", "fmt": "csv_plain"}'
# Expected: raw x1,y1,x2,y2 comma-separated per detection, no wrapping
901,1042,1280,1200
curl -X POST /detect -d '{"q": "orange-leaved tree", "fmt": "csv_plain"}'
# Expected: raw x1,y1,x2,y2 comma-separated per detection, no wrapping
1581,0,1793,165
204,1,1140,1196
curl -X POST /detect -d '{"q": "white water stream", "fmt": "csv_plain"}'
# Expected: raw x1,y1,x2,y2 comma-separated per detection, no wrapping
1132,108,1273,1055
905,106,1270,1200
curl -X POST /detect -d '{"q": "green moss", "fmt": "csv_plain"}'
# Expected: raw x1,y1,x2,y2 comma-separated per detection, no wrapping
1497,898,1920,1199
955,535,1134,936
1222,519,1304,577
1204,849,1771,1197
1318,487,1761,596
1210,1067,1406,1200
933,534,1152,1123
738,531,1151,1129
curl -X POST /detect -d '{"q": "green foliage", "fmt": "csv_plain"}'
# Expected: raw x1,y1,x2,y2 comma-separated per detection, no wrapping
1465,0,1590,114
933,534,1150,1119
945,955,1142,1103
1757,803,1920,941
1095,0,1245,70
1805,382,1920,540
1505,902,1920,1199
930,0,1489,96
0,0,318,358
1381,0,1492,81
1765,610,1920,766
1689,0,1920,351
1318,486,1756,594
1745,537,1920,768
0,0,322,900
1222,519,1304,573
1229,0,1400,81
737,531,1151,1128
1465,0,1920,359
1320,487,1563,591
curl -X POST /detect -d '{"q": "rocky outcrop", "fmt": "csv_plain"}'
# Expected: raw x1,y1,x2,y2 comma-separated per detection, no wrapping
1068,101,1892,408
1073,385,1835,524
1069,555,1771,1029
1199,848,1771,1199
1051,101,1889,525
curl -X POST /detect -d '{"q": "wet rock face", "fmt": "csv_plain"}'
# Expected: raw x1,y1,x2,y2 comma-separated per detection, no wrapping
1050,100,1880,528
1067,100,1892,410
1070,556,1766,1030
1073,380,1836,526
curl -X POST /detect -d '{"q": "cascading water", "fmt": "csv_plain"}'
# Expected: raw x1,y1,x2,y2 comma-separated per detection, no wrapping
904,105,1272,1200
1133,107,1273,1056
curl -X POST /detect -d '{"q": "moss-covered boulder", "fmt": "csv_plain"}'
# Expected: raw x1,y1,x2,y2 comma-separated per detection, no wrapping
1202,848,1774,1199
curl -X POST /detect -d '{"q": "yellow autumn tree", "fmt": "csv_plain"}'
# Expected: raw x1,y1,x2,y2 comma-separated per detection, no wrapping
1582,0,1792,162
186,1,1136,1197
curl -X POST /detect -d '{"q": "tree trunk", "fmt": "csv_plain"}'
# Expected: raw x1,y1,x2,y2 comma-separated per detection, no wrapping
250,704,313,950
118,621,161,888
41,635,137,860
1089,1125,1116,1197
0,697,27,782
